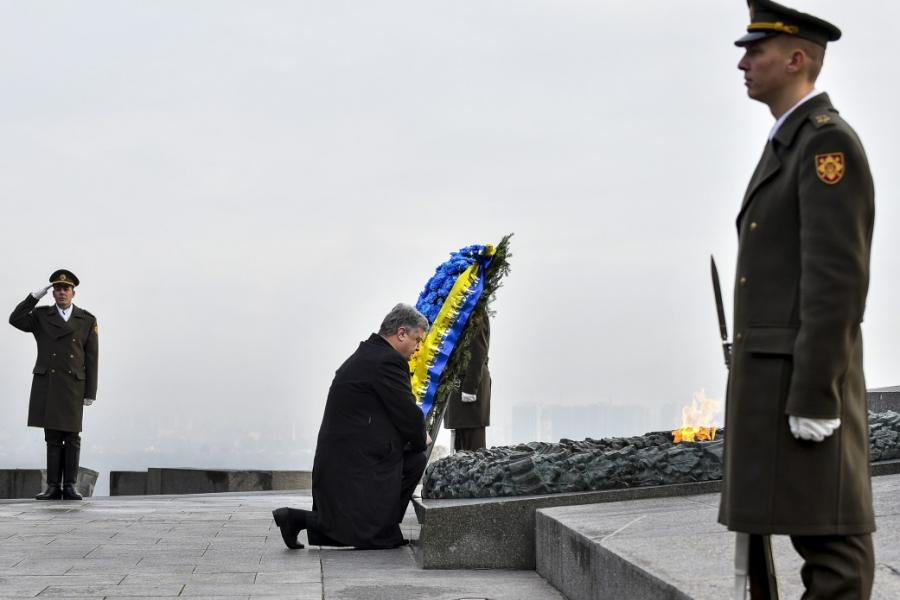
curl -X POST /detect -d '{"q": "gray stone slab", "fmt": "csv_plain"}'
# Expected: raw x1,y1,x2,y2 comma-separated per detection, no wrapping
413,480,722,569
109,472,149,496
0,489,565,600
116,469,312,496
415,459,900,571
536,473,900,600
39,585,186,597
0,468,97,499
320,545,565,600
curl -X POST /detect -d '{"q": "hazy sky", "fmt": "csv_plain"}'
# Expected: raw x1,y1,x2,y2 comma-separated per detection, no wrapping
2,1,898,479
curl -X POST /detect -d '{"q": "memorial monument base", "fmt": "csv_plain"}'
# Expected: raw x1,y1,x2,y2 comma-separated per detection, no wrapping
0,468,98,499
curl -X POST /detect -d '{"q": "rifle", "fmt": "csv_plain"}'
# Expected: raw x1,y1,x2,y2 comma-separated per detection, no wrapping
712,255,779,600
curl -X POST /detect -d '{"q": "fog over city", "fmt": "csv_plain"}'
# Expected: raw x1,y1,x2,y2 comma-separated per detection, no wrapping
2,1,898,495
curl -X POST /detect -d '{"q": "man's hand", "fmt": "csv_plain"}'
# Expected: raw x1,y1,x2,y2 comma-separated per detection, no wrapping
426,433,432,445
788,416,841,442
31,284,52,299
83,398,95,406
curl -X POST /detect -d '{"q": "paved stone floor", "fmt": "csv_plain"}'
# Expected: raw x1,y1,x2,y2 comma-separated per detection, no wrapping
0,491,564,600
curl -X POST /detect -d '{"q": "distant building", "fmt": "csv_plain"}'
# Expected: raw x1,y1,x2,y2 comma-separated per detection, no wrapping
868,385,900,413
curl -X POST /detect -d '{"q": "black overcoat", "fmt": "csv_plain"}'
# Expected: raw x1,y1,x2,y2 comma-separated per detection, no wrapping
445,319,491,429
9,294,99,433
718,94,875,535
311,334,427,548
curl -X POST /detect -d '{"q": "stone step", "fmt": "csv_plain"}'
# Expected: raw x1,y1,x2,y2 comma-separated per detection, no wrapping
535,470,900,600
413,481,722,570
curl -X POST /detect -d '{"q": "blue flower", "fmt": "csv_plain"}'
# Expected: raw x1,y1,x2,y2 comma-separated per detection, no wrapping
415,244,488,324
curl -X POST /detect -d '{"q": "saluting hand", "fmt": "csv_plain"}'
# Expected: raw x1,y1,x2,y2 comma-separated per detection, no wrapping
788,416,841,442
31,284,52,299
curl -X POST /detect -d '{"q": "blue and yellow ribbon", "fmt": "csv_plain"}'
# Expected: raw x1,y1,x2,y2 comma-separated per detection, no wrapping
410,245,495,418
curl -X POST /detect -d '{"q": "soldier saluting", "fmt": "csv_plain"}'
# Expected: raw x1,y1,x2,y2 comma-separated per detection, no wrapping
719,1,876,598
9,270,99,501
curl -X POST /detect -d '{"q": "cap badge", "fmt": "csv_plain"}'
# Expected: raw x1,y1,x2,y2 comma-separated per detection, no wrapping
816,152,845,185
60,274,68,281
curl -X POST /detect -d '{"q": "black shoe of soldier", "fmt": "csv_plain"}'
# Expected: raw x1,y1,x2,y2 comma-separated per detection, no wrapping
272,507,306,549
62,484,83,501
35,485,63,501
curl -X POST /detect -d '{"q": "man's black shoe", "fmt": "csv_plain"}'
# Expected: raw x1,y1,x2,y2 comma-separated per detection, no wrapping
61,484,83,501
272,507,306,549
35,485,63,501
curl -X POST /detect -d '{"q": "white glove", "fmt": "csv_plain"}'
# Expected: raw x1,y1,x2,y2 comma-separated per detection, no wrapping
788,415,841,442
83,398,95,406
31,284,52,299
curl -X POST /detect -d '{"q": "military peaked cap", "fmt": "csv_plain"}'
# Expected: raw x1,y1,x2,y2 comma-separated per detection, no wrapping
49,269,80,287
736,0,841,47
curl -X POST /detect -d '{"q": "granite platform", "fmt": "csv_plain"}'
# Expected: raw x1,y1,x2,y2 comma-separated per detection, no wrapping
413,481,722,570
0,490,564,600
536,473,900,600
413,458,900,570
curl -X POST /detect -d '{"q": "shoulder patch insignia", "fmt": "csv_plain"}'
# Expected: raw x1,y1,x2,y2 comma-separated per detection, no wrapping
816,152,845,185
815,114,832,125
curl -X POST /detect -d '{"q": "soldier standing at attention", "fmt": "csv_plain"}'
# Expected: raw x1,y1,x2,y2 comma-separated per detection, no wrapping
719,1,876,598
9,270,99,501
446,317,491,451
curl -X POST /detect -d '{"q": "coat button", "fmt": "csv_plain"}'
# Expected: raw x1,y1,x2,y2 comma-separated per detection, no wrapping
740,276,748,286
52,353,56,357
51,369,56,373
750,222,758,231
735,332,743,342
69,354,74,358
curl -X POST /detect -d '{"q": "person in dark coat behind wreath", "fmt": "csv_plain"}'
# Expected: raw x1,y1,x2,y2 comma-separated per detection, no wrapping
272,303,430,549
720,2,876,598
445,317,491,451
9,269,99,501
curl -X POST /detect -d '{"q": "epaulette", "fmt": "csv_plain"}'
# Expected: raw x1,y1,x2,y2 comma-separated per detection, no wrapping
810,110,838,129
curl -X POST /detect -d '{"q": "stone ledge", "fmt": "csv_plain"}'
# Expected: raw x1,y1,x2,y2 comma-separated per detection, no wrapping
413,480,722,570
0,468,98,499
535,470,900,600
414,458,900,570
109,468,311,495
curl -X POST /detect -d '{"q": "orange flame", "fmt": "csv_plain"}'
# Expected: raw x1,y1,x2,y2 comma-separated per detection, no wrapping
672,390,721,443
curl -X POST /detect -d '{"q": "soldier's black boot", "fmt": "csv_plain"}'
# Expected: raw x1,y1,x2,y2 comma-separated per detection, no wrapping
35,444,63,500
272,507,307,549
61,442,83,501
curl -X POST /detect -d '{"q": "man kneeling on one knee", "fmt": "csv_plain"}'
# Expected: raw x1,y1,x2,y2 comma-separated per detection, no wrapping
274,303,430,549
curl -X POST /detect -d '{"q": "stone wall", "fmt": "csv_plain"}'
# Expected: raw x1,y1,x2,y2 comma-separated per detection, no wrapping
109,468,311,496
0,468,98,499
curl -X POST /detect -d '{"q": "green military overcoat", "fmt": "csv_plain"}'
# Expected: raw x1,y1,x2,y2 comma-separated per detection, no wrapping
718,94,875,535
9,294,99,433
445,319,491,429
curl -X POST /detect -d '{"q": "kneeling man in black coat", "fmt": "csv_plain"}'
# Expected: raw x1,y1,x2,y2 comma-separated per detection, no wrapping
273,303,429,549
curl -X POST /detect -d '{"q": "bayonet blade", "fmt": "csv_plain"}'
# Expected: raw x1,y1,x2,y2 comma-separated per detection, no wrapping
711,255,732,370
711,255,728,342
